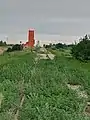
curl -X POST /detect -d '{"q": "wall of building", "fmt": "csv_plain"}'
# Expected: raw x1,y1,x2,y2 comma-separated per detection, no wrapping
28,30,35,47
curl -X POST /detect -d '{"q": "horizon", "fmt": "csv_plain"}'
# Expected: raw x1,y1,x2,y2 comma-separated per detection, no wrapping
0,33,80,46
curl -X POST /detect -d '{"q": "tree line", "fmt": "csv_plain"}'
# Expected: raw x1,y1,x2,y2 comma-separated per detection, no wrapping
0,40,7,46
2,34,90,61
43,43,70,49
43,34,90,61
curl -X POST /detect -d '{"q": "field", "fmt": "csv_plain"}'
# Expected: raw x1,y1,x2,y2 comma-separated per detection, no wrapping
0,48,90,119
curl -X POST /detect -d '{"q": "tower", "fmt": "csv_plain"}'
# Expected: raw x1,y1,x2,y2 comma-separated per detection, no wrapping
28,29,35,47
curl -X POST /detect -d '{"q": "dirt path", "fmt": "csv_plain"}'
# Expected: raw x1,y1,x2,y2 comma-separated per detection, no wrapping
0,47,7,55
67,83,88,99
14,95,25,120
0,93,4,108
35,48,55,61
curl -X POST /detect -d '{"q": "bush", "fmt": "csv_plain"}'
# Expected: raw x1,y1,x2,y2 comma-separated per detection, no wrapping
12,44,23,51
6,47,12,52
0,40,7,46
6,44,23,52
44,43,67,49
71,35,90,60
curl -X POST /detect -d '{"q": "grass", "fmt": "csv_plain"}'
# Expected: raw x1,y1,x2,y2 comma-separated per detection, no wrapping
0,49,90,119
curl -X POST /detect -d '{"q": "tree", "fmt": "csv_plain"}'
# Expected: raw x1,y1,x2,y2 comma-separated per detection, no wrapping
71,34,90,60
6,47,12,52
6,44,23,52
20,41,22,44
12,44,23,51
55,43,64,49
0,40,7,46
43,44,46,48
84,34,88,40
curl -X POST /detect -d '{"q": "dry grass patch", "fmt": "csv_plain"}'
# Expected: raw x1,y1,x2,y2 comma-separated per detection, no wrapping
67,83,88,99
0,93,4,108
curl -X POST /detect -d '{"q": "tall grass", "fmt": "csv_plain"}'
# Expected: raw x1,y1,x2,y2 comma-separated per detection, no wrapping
0,50,90,119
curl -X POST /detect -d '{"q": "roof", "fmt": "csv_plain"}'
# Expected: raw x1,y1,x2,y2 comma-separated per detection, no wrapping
29,29,35,31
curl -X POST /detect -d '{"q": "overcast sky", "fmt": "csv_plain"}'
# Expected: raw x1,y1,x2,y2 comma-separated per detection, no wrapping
0,0,90,43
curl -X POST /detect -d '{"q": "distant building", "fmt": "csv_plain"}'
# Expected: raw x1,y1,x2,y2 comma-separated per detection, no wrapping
23,29,35,48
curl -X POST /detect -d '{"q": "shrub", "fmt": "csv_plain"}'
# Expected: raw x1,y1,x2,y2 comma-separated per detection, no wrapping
6,47,12,52
71,34,90,60
0,40,7,46
6,44,23,52
12,44,23,51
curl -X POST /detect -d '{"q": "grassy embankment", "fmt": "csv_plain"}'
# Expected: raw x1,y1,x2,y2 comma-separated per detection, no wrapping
0,48,90,119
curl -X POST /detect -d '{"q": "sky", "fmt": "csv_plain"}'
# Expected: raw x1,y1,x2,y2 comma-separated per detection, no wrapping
0,0,90,44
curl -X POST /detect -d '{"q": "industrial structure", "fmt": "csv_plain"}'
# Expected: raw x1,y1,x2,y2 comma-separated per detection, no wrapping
23,29,35,48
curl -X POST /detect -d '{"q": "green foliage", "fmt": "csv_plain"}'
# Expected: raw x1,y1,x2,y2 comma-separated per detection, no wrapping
6,44,23,52
0,50,90,119
44,43,67,49
12,44,23,51
71,34,90,60
6,48,12,52
55,43,66,49
0,41,7,46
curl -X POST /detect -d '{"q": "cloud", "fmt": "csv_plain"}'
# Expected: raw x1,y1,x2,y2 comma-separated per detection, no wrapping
48,18,90,23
